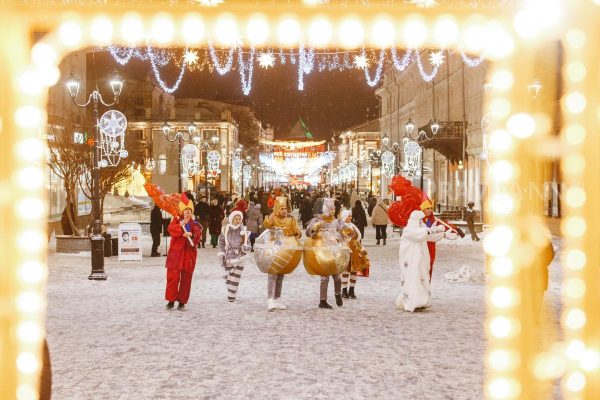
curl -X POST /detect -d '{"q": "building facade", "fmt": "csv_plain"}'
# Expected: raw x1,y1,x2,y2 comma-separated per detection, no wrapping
334,120,381,196
376,52,488,212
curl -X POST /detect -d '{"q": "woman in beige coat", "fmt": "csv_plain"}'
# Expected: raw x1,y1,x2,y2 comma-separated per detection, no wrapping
371,198,389,245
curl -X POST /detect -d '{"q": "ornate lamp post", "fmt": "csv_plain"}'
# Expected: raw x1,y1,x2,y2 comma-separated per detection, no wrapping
65,72,123,281
368,150,382,195
192,132,219,199
402,118,441,190
228,146,243,197
161,121,200,193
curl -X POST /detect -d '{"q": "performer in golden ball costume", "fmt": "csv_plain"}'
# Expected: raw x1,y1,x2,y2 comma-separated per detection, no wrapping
305,198,347,309
261,197,302,311
339,209,370,299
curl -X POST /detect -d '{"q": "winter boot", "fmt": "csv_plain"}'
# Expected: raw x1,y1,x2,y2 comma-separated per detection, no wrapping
348,287,356,299
342,288,349,299
177,302,185,311
319,300,333,309
335,294,343,307
383,239,386,246
166,301,175,310
268,298,277,311
376,240,380,245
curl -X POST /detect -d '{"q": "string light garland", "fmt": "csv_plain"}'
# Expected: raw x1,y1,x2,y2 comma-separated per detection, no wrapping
147,42,186,94
237,46,255,96
106,43,483,94
415,50,441,82
363,47,386,87
208,41,236,75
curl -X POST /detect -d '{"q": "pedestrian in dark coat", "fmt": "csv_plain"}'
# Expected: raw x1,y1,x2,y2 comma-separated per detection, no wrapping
465,201,480,241
150,204,163,256
351,200,367,240
208,199,225,248
299,197,314,228
194,197,210,248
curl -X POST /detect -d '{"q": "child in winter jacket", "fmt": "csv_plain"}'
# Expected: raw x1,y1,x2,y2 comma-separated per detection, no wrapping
218,210,252,302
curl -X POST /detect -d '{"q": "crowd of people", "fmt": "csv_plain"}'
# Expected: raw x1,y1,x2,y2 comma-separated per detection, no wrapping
152,185,485,313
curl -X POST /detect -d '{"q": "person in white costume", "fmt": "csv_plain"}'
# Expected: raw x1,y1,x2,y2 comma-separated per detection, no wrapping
396,210,446,312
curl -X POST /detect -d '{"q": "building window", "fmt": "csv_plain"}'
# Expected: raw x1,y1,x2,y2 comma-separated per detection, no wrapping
203,129,218,141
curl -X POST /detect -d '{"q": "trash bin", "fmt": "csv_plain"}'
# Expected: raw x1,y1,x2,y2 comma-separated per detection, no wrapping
111,237,118,256
102,233,112,257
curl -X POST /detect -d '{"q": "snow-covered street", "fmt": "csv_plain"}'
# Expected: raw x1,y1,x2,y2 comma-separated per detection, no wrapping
46,227,562,400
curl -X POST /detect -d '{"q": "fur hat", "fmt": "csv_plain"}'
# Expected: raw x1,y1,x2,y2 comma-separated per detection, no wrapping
228,210,243,225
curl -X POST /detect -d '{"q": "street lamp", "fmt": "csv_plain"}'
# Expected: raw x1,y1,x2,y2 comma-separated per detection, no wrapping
197,133,219,199
161,121,200,193
228,146,243,197
65,71,123,281
402,119,442,190
381,132,402,174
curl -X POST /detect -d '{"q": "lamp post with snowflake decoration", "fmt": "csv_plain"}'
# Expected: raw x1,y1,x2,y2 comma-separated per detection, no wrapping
161,121,202,193
402,119,441,190
192,133,220,199
65,72,124,280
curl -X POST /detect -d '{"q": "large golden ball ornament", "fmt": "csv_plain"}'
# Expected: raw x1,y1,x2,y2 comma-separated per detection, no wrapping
303,229,351,276
253,229,302,274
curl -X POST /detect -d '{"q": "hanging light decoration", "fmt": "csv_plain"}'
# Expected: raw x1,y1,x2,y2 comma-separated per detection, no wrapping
380,150,395,177
403,140,422,176
98,109,128,166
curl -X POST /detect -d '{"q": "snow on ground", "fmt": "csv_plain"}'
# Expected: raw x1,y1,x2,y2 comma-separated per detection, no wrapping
46,226,562,400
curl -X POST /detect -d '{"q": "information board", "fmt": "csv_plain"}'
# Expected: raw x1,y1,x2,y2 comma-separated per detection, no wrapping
118,223,143,262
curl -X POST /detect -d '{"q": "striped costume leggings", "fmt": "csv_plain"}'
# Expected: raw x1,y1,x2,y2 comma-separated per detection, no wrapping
341,272,357,289
224,265,244,301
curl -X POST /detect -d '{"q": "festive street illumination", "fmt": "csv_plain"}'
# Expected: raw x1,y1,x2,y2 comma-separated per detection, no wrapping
339,17,364,48
278,17,301,46
183,49,199,66
429,50,444,67
258,52,275,69
308,18,332,47
2,2,599,400
214,14,239,46
353,54,368,69
247,14,269,45
181,14,205,44
90,16,113,44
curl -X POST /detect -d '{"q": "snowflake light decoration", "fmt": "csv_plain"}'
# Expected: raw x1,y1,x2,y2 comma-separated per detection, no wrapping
353,54,369,69
410,0,437,7
258,52,275,69
429,50,445,67
183,50,199,66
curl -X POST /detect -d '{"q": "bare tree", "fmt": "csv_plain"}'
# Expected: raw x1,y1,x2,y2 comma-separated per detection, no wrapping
47,121,89,236
79,128,146,224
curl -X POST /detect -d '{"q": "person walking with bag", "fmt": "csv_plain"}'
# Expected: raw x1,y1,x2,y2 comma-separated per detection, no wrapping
371,198,389,245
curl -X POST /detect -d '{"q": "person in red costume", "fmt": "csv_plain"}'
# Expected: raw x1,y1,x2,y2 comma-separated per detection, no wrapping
420,194,458,281
164,194,202,311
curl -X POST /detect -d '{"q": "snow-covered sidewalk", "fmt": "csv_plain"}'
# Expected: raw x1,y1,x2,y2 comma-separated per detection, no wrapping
46,228,562,400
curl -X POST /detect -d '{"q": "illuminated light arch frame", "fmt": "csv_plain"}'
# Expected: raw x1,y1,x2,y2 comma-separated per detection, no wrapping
1,1,598,399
